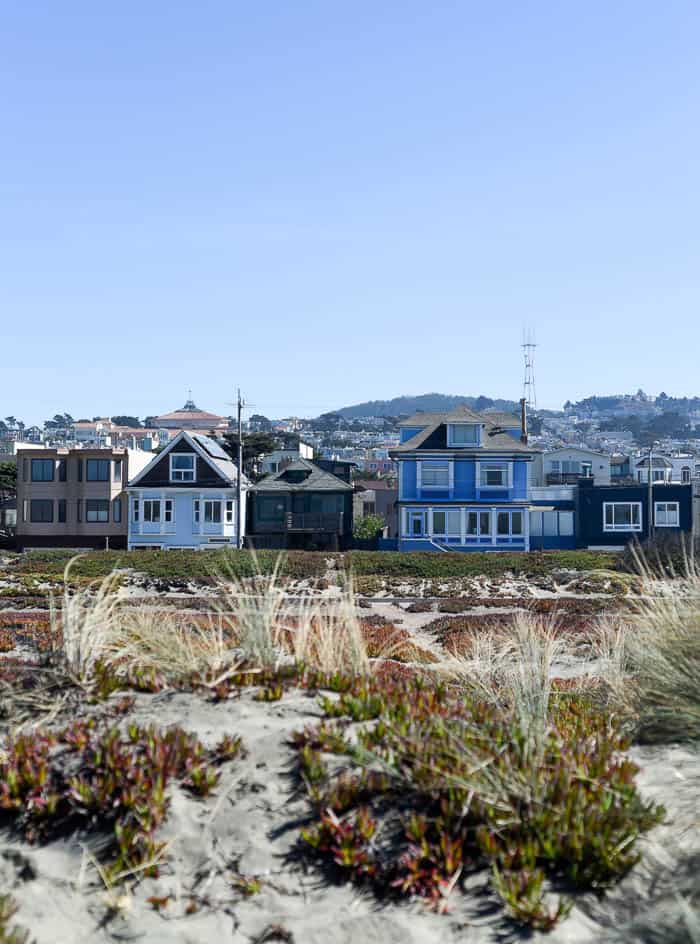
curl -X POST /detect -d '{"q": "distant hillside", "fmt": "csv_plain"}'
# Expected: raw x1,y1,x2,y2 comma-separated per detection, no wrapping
334,393,520,419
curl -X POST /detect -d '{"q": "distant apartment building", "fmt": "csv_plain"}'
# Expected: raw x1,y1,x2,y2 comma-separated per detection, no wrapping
15,448,151,550
532,448,611,486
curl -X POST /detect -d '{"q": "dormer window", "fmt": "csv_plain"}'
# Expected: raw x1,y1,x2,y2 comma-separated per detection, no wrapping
449,424,479,446
170,453,196,482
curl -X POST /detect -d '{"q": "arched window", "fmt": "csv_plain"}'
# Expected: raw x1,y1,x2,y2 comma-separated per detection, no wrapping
681,466,691,483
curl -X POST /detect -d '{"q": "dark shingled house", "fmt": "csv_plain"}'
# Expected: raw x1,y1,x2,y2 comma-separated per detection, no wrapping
247,459,354,550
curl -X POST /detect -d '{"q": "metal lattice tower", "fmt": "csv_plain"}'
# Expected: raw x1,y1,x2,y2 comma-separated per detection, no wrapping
522,328,537,411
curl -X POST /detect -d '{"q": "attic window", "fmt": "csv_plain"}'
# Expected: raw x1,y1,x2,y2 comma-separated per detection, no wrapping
282,469,310,483
450,424,479,446
170,453,195,482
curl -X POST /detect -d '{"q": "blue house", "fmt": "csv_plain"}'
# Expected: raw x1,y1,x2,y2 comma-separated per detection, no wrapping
390,406,538,552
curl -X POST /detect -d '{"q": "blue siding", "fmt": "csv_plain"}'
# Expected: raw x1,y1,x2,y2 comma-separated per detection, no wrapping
512,461,528,500
454,460,476,500
401,460,417,500
400,427,425,443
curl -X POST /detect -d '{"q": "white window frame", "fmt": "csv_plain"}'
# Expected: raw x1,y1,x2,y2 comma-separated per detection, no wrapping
203,499,222,524
603,502,642,533
420,461,450,489
430,508,461,538
479,462,510,489
681,467,691,484
193,499,200,524
407,510,425,537
225,500,235,524
466,508,492,537
164,499,174,523
132,499,140,522
654,501,679,527
496,509,523,537
169,453,196,483
143,499,161,523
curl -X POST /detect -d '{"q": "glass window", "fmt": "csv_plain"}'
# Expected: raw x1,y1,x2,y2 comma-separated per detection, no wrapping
421,462,449,487
31,459,54,482
479,510,491,535
86,500,110,522
467,511,478,535
170,454,195,482
480,465,508,487
549,460,560,472
530,511,543,536
447,510,461,536
603,502,642,532
497,511,510,535
193,499,200,524
225,500,234,524
132,499,140,522
164,500,173,523
408,511,424,536
559,511,574,536
451,424,478,445
77,500,82,522
113,498,122,523
77,459,83,481
143,500,161,522
258,497,284,521
113,459,123,483
86,459,110,481
681,467,691,484
543,511,558,536
58,499,66,523
30,499,53,523
511,511,523,535
58,459,67,482
204,500,222,523
432,510,446,535
655,502,679,527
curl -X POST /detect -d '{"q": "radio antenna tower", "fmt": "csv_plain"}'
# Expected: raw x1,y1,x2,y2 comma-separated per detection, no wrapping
522,327,537,410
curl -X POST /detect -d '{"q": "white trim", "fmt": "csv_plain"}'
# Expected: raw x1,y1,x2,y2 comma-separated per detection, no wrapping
169,452,196,483
127,430,243,487
416,461,422,492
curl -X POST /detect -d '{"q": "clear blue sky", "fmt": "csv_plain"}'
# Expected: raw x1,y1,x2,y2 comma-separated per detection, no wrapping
2,2,699,425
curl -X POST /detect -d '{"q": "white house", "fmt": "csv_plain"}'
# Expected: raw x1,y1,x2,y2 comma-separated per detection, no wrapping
532,447,611,486
126,431,249,550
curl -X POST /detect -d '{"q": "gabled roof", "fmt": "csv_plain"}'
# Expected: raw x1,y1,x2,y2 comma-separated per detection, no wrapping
127,431,249,486
391,412,536,455
480,411,522,428
398,405,484,427
635,456,673,468
252,458,353,493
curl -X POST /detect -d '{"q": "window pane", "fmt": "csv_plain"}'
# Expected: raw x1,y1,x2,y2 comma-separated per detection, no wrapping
559,512,574,536
614,504,632,526
113,498,122,523
452,425,477,445
422,463,449,487
511,511,523,535
479,511,491,535
86,459,110,481
467,511,478,535
31,459,54,481
432,511,446,534
30,499,53,522
497,512,509,535
205,502,222,523
447,510,461,536
410,513,423,535
86,500,109,522
543,512,558,536
530,511,543,536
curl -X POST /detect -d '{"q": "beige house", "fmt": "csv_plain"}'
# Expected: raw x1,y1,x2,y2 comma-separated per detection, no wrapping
15,448,151,550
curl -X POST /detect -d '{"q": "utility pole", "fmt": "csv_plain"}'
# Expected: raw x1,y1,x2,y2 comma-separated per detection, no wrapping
648,442,654,540
236,388,244,549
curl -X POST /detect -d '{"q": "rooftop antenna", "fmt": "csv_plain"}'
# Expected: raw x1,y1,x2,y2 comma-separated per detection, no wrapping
522,327,537,411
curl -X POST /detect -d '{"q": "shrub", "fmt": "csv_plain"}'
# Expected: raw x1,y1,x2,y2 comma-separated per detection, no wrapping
344,550,620,579
353,515,386,541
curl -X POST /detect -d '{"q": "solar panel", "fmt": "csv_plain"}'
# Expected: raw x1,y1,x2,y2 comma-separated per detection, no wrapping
192,434,230,460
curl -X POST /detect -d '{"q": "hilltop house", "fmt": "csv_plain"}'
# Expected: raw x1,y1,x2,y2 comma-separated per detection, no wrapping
389,406,538,552
532,447,611,486
247,459,353,551
126,432,249,550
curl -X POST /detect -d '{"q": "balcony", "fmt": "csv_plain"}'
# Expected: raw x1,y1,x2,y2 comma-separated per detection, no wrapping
545,473,593,485
286,512,344,532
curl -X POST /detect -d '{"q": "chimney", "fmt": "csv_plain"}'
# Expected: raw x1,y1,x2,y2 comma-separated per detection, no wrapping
520,398,528,444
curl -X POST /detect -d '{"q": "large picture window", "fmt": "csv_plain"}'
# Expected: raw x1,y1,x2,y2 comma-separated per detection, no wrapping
86,459,110,481
143,500,161,523
655,501,679,527
451,424,478,446
431,509,461,537
31,459,54,482
603,502,642,532
204,500,222,523
467,510,491,536
170,454,195,482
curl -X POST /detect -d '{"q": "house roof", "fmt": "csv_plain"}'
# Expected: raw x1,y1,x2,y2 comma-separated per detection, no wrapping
635,456,673,468
391,412,536,456
127,431,249,486
398,405,484,427
252,459,353,493
480,411,522,428
545,446,610,459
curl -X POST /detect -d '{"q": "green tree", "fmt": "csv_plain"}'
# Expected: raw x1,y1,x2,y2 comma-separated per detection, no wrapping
0,462,17,491
353,514,385,540
222,431,280,475
111,415,142,428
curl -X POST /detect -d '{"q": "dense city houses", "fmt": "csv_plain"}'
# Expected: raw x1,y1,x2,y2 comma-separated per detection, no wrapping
1,389,699,551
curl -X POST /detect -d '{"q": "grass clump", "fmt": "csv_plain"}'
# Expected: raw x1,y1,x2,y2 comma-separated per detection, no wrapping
0,720,242,882
0,896,31,944
295,621,664,929
596,572,700,743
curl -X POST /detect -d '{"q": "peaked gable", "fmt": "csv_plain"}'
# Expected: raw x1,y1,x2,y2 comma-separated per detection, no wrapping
128,431,245,488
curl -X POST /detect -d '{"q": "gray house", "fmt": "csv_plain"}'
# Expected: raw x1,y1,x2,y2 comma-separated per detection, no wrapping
247,459,353,550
